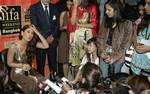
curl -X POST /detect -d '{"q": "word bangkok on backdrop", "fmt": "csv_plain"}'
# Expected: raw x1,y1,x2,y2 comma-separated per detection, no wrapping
0,6,21,35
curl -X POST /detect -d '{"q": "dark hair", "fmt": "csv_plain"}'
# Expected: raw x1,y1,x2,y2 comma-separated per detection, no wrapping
127,76,150,94
86,38,97,62
137,0,145,7
20,25,38,65
104,0,123,28
111,84,130,94
137,14,150,40
0,63,8,91
137,0,145,16
80,0,90,8
79,63,101,93
60,0,69,12
87,37,97,47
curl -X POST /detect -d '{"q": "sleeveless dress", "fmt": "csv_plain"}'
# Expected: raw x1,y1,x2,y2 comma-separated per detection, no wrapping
131,28,150,76
10,43,40,94
57,11,69,63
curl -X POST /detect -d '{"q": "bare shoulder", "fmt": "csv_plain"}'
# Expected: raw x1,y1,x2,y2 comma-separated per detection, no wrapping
9,41,18,49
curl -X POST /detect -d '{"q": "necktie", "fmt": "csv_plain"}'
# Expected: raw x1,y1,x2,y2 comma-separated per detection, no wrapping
44,4,49,19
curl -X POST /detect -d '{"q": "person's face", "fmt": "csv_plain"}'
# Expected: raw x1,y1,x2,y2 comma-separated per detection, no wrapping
22,27,34,42
145,0,150,14
138,5,145,16
105,4,115,18
87,42,97,54
41,0,50,4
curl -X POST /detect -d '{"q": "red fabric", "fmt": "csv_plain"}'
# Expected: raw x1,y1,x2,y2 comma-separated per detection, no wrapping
67,4,98,37
0,0,20,5
67,16,76,33
31,0,39,4
50,0,60,4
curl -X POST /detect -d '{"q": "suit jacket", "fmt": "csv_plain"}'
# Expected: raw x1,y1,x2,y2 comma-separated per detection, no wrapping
29,1,61,38
96,20,136,63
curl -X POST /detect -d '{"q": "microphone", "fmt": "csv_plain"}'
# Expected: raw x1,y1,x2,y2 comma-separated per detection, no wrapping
54,76,63,83
38,81,50,94
38,75,72,94
54,76,72,88
44,79,62,93
61,77,72,88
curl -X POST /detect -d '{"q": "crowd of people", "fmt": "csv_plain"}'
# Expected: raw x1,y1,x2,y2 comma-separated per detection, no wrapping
0,0,150,94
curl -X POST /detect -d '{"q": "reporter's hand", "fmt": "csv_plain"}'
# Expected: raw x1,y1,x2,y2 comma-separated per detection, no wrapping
71,80,77,85
62,82,72,93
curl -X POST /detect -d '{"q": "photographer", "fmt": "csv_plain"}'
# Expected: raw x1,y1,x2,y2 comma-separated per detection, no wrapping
62,63,101,94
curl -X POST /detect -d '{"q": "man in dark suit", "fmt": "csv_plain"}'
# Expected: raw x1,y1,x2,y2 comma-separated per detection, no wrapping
29,0,61,76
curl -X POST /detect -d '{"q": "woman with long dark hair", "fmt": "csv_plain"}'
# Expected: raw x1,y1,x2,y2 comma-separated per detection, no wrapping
63,63,101,94
131,0,150,76
96,0,136,78
57,0,73,78
134,0,145,25
7,24,49,94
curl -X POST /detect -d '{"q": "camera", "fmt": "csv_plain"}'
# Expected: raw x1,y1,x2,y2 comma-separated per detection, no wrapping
37,75,71,94
100,77,111,89
37,79,62,94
